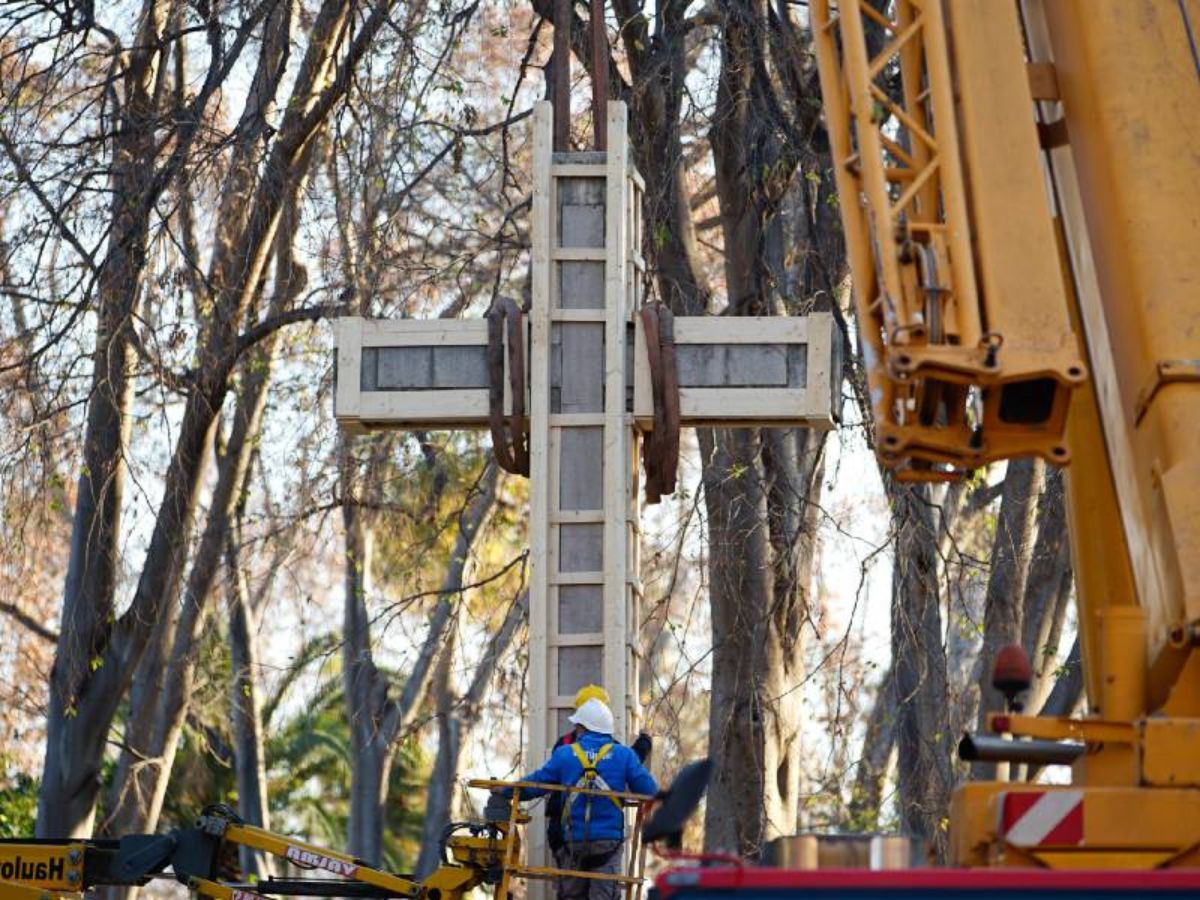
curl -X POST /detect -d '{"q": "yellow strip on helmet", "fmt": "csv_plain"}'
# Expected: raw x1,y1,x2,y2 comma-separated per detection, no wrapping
573,684,610,709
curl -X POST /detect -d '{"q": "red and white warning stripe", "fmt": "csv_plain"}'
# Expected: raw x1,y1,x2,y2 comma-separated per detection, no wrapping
1000,790,1084,846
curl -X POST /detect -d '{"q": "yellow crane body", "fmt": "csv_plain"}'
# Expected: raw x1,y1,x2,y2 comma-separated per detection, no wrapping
814,0,1200,869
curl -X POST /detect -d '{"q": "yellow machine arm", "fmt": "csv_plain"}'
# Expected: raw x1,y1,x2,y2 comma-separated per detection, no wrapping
0,805,479,899
0,782,662,900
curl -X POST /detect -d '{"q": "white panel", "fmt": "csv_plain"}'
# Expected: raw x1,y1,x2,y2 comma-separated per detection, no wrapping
677,387,833,427
352,391,490,425
358,318,489,347
335,317,363,422
673,316,809,345
632,311,838,428
603,101,634,743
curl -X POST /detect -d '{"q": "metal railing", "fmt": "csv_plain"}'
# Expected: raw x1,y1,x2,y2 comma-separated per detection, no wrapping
469,778,657,900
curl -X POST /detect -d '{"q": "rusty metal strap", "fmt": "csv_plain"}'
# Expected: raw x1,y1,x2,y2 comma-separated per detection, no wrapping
639,303,680,504
486,298,530,476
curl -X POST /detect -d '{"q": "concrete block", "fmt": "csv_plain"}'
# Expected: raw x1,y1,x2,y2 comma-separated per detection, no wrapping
559,585,604,633
559,524,603,572
559,428,604,510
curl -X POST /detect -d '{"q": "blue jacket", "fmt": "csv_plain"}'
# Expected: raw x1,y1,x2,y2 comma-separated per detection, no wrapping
545,731,651,851
512,730,658,841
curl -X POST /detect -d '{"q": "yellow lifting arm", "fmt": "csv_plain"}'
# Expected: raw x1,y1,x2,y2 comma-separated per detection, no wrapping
0,883,70,900
0,781,667,900
0,840,95,898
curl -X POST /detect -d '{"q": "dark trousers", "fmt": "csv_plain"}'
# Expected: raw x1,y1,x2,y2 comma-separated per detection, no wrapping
554,839,623,900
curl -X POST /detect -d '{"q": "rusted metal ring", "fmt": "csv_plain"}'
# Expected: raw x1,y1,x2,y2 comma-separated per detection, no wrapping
486,297,530,476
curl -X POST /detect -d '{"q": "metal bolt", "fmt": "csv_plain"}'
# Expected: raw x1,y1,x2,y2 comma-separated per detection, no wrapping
68,848,82,864
1169,622,1200,648
68,870,80,884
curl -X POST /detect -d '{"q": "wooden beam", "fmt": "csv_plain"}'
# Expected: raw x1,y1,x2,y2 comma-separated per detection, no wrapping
603,100,632,739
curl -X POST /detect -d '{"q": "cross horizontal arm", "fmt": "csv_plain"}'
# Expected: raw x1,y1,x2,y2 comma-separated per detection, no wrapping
633,311,840,428
335,310,841,434
335,317,504,431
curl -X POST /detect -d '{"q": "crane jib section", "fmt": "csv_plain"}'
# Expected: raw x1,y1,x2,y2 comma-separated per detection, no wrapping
810,0,1086,481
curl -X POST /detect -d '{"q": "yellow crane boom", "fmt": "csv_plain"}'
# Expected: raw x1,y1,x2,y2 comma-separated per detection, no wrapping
811,0,1086,482
812,0,1200,868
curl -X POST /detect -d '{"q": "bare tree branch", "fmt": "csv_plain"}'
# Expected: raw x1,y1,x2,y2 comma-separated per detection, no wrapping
0,600,58,644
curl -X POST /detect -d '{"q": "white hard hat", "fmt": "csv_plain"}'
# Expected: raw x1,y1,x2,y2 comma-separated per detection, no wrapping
568,697,615,735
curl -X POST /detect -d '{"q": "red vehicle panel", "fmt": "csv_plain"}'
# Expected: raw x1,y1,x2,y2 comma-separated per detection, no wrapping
654,866,1200,899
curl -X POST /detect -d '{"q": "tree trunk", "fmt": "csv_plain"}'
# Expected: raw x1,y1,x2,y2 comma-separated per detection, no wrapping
1024,636,1084,783
1019,468,1073,709
342,490,388,863
228,530,273,880
416,629,461,878
847,667,896,830
100,596,179,838
700,426,825,855
939,482,986,737
701,429,774,855
763,427,824,830
416,589,527,877
38,0,173,838
973,459,1044,778
1038,636,1085,718
348,740,393,867
889,483,954,858
344,460,499,863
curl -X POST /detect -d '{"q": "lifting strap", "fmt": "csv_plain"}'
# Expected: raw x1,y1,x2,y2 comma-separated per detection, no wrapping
486,297,529,476
639,302,680,503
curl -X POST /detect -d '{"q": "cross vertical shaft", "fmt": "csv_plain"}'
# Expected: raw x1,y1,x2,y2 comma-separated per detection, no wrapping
527,102,644,874
332,100,840,888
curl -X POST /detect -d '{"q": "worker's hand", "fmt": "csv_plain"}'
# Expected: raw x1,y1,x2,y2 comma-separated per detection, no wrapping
632,731,653,762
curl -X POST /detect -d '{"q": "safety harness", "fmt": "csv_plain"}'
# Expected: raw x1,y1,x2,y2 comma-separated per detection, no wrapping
561,742,623,843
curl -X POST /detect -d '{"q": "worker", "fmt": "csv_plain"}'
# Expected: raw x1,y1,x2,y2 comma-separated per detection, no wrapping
547,685,653,871
497,695,657,900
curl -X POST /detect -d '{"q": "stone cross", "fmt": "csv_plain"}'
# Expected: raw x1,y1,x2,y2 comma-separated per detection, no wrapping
334,101,837,870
